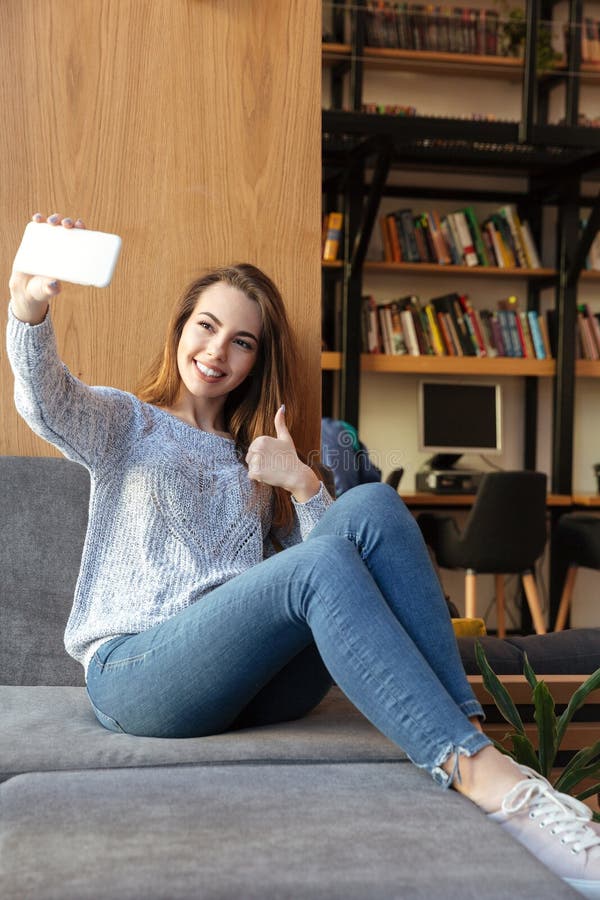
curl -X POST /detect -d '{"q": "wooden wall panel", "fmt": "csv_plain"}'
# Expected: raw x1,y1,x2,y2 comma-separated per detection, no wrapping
0,0,321,457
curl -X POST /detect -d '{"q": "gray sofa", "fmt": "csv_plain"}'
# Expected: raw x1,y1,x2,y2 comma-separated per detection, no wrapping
0,456,579,898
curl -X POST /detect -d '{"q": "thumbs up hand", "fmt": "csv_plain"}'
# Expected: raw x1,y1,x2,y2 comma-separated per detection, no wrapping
245,405,321,501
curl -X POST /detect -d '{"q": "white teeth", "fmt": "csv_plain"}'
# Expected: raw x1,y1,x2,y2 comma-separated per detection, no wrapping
195,361,224,378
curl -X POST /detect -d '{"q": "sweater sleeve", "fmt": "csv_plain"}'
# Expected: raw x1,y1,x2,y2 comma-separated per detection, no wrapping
6,305,137,471
269,480,334,551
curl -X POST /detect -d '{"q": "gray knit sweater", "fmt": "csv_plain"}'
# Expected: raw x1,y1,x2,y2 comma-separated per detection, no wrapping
6,307,332,676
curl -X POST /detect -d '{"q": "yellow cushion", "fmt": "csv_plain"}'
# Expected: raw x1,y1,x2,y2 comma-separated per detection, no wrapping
451,617,487,638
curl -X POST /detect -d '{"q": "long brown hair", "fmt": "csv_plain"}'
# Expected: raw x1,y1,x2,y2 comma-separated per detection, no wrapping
136,263,305,530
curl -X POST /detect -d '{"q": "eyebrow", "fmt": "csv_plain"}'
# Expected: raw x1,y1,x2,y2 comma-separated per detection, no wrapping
198,311,259,344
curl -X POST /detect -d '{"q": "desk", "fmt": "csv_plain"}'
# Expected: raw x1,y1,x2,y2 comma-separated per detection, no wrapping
399,492,572,508
572,493,600,507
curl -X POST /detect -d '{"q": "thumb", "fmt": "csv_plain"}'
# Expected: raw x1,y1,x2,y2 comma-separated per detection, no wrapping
28,275,61,302
274,404,292,442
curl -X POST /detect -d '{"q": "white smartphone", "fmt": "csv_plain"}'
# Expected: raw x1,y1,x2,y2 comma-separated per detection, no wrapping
13,222,122,288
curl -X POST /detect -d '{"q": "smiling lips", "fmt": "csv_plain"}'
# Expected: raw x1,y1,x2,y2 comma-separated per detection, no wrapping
194,359,226,381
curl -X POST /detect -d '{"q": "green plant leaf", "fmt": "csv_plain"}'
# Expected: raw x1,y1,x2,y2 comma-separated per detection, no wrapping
522,652,538,692
554,741,600,793
574,782,600,803
510,733,540,773
475,641,525,735
533,681,557,778
557,667,600,746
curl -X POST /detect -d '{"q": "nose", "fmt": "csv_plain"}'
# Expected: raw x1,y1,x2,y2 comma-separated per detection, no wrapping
207,332,227,360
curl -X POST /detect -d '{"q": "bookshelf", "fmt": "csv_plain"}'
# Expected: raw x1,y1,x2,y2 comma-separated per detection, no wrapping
321,0,600,631
322,0,600,500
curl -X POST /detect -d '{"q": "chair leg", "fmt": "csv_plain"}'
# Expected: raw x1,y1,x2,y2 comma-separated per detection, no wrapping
554,565,578,632
495,574,506,638
465,569,476,619
522,571,546,635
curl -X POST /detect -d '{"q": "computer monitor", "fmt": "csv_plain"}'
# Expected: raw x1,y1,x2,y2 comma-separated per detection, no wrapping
418,379,502,468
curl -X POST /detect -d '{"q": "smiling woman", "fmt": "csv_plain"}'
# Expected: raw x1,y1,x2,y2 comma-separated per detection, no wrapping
7,215,600,897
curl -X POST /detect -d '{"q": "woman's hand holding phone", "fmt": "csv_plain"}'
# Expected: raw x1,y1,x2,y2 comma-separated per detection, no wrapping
9,214,86,325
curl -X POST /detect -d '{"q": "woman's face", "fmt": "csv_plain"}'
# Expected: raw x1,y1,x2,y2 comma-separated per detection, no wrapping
176,282,262,406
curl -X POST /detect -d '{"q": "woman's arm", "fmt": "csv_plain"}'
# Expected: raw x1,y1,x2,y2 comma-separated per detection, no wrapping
7,214,136,470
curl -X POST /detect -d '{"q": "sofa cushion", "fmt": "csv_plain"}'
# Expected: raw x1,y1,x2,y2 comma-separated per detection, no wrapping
0,686,407,782
0,456,89,686
0,763,575,900
457,627,600,675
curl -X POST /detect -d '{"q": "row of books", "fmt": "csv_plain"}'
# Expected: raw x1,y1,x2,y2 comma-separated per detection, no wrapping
379,203,542,269
362,292,552,359
364,3,501,56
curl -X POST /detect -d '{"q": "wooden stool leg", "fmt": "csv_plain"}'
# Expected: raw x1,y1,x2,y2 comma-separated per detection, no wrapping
495,574,506,638
522,571,546,635
554,565,578,632
465,569,476,619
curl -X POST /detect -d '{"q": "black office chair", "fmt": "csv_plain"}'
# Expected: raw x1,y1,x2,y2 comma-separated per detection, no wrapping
554,513,600,631
417,471,548,637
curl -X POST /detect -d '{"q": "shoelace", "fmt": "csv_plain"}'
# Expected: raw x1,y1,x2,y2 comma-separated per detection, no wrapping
502,774,600,855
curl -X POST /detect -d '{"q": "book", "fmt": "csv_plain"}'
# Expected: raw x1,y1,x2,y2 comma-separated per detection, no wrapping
379,214,393,262
400,309,420,355
322,212,344,261
527,310,546,359
462,206,491,266
458,293,486,355
389,300,408,354
498,205,528,268
519,220,542,269
424,303,445,355
538,314,552,359
449,210,479,266
396,209,421,262
426,209,452,264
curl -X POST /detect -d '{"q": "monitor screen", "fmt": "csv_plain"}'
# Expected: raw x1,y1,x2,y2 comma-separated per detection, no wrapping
418,380,502,456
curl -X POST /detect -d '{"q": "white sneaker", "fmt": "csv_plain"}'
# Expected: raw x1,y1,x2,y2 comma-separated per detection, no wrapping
489,765,600,898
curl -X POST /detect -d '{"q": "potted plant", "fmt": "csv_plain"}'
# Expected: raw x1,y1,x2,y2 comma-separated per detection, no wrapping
475,641,600,821
497,4,561,71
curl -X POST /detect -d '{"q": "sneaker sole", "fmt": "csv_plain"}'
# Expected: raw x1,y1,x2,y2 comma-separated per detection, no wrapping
564,877,600,899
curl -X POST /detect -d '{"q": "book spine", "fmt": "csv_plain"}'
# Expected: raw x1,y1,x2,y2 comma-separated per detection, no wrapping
426,210,451,264
322,212,344,261
499,205,528,268
440,216,462,265
389,301,407,354
489,313,506,357
398,209,421,262
380,214,393,262
497,309,515,357
520,220,542,269
424,303,445,354
527,310,546,359
436,311,456,355
386,214,403,262
462,206,490,265
399,309,420,355
450,211,479,266
512,311,528,357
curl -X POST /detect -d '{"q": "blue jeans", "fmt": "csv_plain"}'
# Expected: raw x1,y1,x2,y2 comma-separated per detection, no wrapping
86,483,491,786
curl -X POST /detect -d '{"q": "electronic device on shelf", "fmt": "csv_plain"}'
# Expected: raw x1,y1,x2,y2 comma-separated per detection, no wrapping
416,380,502,494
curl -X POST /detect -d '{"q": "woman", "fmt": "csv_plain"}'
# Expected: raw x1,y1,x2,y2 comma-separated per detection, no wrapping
7,213,600,896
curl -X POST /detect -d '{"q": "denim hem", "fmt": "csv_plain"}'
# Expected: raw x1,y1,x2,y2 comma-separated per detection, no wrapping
430,730,492,789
